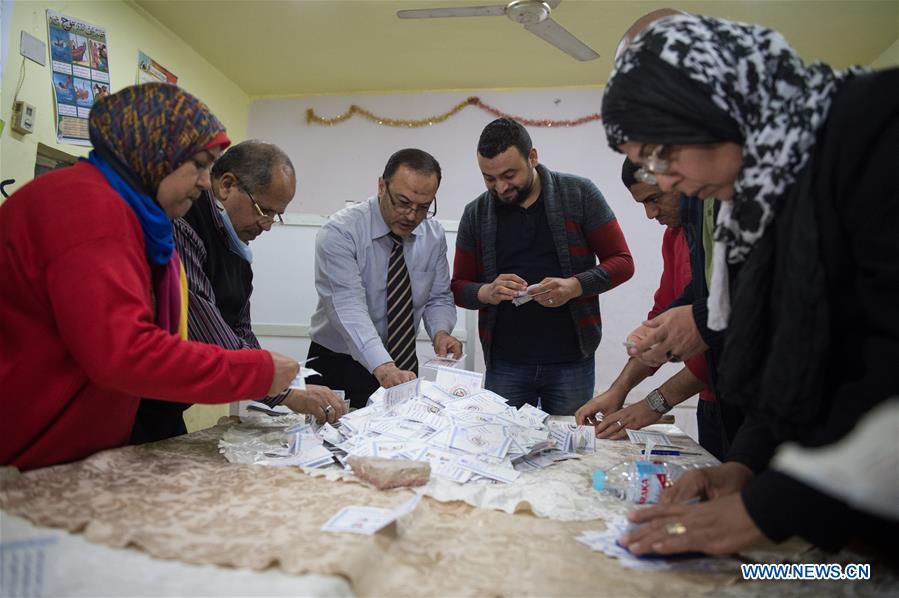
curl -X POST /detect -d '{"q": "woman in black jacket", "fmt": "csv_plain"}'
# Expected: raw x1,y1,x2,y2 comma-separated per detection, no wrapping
601,12,899,555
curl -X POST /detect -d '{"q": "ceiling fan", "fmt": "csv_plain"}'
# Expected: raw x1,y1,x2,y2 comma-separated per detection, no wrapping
397,0,599,61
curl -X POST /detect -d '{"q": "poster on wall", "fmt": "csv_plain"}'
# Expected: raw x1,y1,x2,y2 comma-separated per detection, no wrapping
137,51,177,85
46,10,110,146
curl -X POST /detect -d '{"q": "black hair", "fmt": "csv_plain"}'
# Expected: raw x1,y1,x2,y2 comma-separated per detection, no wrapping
382,148,442,187
211,140,295,193
621,157,641,188
477,118,533,159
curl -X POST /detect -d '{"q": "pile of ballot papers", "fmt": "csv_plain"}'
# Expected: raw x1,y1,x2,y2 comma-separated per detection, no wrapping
258,366,597,485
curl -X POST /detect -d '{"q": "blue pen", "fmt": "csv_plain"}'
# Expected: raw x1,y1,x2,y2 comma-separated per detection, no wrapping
640,449,701,456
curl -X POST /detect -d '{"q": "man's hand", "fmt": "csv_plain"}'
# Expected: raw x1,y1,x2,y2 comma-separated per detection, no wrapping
595,400,661,440
283,385,347,424
620,493,766,556
373,362,416,388
575,387,628,426
627,306,708,367
477,273,527,305
267,351,300,396
531,276,582,308
660,461,755,504
433,330,463,358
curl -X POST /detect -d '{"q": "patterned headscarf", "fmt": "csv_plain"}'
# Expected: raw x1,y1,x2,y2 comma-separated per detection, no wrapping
88,83,229,195
602,14,862,327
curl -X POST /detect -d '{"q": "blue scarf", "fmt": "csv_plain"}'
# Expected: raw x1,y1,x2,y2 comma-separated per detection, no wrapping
214,197,254,264
86,151,174,266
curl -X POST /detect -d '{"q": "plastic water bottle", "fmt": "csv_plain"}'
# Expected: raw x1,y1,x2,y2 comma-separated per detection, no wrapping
592,460,689,504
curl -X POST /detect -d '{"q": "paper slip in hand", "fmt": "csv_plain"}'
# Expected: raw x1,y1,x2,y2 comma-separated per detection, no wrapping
434,366,484,398
626,429,675,447
288,363,322,390
512,283,542,307
422,354,466,369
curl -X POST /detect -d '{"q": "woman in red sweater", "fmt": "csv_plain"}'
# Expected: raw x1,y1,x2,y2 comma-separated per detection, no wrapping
0,84,298,470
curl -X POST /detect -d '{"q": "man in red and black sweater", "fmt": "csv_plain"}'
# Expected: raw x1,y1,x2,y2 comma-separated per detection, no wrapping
451,118,633,415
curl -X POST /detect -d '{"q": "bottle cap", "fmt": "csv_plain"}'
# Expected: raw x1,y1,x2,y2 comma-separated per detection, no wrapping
592,469,605,491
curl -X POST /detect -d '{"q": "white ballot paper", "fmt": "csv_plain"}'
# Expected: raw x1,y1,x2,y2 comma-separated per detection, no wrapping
321,493,423,535
626,429,675,448
288,359,321,391
435,366,484,398
383,379,422,410
422,354,466,369
512,283,542,307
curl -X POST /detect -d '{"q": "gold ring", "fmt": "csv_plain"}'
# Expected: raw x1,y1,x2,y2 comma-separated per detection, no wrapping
666,522,687,536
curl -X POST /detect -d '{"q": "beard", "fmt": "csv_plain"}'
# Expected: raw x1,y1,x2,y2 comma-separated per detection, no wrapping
494,169,535,206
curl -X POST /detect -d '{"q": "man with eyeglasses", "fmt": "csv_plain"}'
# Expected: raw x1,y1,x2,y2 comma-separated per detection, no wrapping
130,140,346,444
306,148,461,409
452,118,634,415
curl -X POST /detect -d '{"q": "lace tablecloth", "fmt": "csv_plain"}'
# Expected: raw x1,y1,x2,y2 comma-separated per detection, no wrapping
5,422,883,597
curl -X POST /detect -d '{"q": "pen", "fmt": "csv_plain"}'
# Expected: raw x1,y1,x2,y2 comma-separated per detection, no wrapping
640,449,701,456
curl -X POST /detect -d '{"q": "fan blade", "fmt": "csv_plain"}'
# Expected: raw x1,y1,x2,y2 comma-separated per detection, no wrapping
545,0,562,8
397,5,507,19
524,18,599,61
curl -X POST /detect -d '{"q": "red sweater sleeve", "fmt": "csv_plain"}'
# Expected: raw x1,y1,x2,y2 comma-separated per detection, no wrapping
584,219,634,290
45,225,272,404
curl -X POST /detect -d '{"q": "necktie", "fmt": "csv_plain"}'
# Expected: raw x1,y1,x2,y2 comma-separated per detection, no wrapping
386,233,418,373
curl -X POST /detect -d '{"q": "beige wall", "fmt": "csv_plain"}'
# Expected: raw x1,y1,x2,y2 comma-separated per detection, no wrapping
1,0,250,198
871,38,899,68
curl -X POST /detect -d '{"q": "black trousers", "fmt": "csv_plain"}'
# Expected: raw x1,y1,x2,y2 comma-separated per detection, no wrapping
697,398,744,461
129,399,189,445
306,342,380,409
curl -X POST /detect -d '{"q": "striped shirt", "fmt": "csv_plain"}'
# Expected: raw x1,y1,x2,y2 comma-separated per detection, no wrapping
174,193,287,407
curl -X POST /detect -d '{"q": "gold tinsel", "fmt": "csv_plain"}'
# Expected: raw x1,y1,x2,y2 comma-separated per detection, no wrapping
305,97,601,128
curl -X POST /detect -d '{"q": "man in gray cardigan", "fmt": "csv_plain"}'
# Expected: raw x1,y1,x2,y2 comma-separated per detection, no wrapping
451,118,634,414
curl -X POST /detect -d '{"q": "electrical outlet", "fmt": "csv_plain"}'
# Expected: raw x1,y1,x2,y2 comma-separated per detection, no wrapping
11,101,35,135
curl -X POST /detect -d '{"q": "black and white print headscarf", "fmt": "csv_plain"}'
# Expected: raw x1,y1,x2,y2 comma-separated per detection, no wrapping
602,14,862,329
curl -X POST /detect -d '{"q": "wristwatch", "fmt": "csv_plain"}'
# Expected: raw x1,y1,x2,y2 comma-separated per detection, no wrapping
645,388,673,414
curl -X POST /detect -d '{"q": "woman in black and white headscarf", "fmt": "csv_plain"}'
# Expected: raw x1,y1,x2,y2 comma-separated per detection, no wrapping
601,13,899,555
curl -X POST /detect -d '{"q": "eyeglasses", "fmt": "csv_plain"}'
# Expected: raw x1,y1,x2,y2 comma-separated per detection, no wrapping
385,183,437,219
635,145,671,185
239,182,284,225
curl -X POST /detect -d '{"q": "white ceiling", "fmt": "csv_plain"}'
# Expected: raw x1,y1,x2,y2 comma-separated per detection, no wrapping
135,0,898,96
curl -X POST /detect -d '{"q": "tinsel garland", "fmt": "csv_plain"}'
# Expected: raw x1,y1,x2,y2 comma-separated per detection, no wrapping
306,96,601,128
